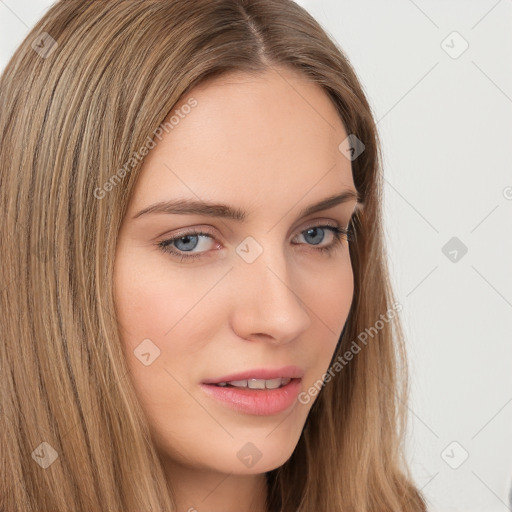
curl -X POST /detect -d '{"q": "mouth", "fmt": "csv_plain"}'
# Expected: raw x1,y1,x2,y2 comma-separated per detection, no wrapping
200,377,302,416
201,365,304,386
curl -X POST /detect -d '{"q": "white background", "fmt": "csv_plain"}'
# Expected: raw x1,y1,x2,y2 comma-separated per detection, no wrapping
1,1,511,510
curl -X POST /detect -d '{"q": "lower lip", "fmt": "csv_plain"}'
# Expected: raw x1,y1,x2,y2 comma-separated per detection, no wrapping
200,378,302,416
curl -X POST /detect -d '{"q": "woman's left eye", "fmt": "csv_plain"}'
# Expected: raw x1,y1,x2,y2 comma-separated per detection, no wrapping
157,224,352,263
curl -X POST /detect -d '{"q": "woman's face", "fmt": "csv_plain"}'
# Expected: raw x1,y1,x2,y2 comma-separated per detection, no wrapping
114,66,358,479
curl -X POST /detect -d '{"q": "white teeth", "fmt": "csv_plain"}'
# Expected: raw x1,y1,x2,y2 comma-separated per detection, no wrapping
215,377,292,389
262,378,281,390
248,379,265,389
231,379,249,387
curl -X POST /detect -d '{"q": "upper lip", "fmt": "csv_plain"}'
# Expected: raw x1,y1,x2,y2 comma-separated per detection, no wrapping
201,365,304,384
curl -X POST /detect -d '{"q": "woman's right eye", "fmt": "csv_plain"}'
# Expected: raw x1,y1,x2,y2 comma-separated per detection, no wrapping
157,230,218,263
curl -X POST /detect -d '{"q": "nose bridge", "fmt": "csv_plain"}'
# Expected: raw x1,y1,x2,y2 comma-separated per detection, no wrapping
230,234,311,342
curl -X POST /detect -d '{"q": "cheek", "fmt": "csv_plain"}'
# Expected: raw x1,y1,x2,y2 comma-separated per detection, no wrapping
113,255,219,450
296,254,354,385
299,251,354,333
113,248,233,399
113,244,212,341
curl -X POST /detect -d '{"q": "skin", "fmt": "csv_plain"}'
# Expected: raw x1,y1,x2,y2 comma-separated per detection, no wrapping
113,65,359,512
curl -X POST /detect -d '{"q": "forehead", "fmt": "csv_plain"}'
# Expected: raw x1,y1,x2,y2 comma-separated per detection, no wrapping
129,66,355,214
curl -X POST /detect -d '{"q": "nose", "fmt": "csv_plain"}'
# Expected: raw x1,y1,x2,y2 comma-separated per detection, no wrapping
228,242,312,345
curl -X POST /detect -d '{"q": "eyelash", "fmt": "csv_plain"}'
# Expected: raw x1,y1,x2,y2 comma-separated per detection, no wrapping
157,223,353,263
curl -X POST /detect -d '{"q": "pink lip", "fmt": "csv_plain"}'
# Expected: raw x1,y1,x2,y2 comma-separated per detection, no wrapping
200,378,302,416
201,365,304,385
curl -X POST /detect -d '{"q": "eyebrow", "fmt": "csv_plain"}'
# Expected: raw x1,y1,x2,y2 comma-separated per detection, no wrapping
132,189,361,221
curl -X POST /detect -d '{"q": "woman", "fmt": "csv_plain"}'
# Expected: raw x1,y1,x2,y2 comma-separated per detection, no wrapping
0,1,428,510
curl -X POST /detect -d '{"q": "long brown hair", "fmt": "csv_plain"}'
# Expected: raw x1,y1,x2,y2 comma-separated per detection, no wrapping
0,1,427,510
